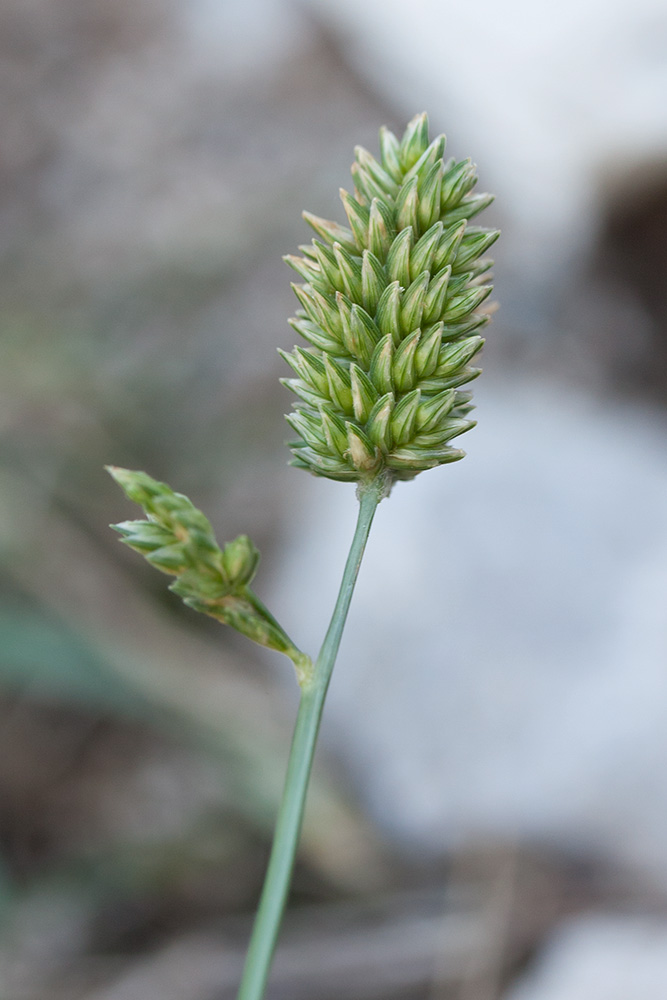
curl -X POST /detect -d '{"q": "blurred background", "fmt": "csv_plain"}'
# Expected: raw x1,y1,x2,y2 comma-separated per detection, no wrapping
2,0,667,997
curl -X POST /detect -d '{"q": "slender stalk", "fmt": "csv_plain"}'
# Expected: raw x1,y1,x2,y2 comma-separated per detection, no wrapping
236,478,385,1000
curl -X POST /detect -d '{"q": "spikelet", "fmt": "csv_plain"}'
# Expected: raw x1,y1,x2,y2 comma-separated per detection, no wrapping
283,113,498,484
107,467,312,682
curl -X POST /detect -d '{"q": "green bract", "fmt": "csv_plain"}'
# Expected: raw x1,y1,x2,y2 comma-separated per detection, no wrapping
107,467,312,682
283,113,498,484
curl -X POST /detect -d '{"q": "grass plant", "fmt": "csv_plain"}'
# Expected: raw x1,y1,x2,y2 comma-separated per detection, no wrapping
108,113,498,1000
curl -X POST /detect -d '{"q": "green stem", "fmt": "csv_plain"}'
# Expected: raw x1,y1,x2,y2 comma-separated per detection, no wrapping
236,478,384,1000
243,588,313,685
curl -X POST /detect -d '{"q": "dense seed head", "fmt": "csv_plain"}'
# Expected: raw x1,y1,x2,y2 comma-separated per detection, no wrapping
283,113,498,484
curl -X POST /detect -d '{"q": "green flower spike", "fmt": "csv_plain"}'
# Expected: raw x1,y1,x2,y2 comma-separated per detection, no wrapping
283,112,498,485
106,467,312,684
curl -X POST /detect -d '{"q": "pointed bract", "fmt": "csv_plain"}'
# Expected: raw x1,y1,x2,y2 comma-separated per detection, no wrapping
302,211,357,252
350,363,380,422
346,422,380,473
410,222,443,280
376,281,403,345
340,189,369,249
386,226,413,286
365,393,394,451
399,113,431,171
379,125,403,182
361,250,387,314
333,243,362,301
391,389,421,446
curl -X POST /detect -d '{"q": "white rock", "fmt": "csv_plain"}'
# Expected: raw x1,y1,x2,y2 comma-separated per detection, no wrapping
505,914,667,1000
307,0,667,281
271,376,667,878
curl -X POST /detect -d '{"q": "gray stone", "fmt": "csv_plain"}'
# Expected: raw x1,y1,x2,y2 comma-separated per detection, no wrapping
272,375,667,879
